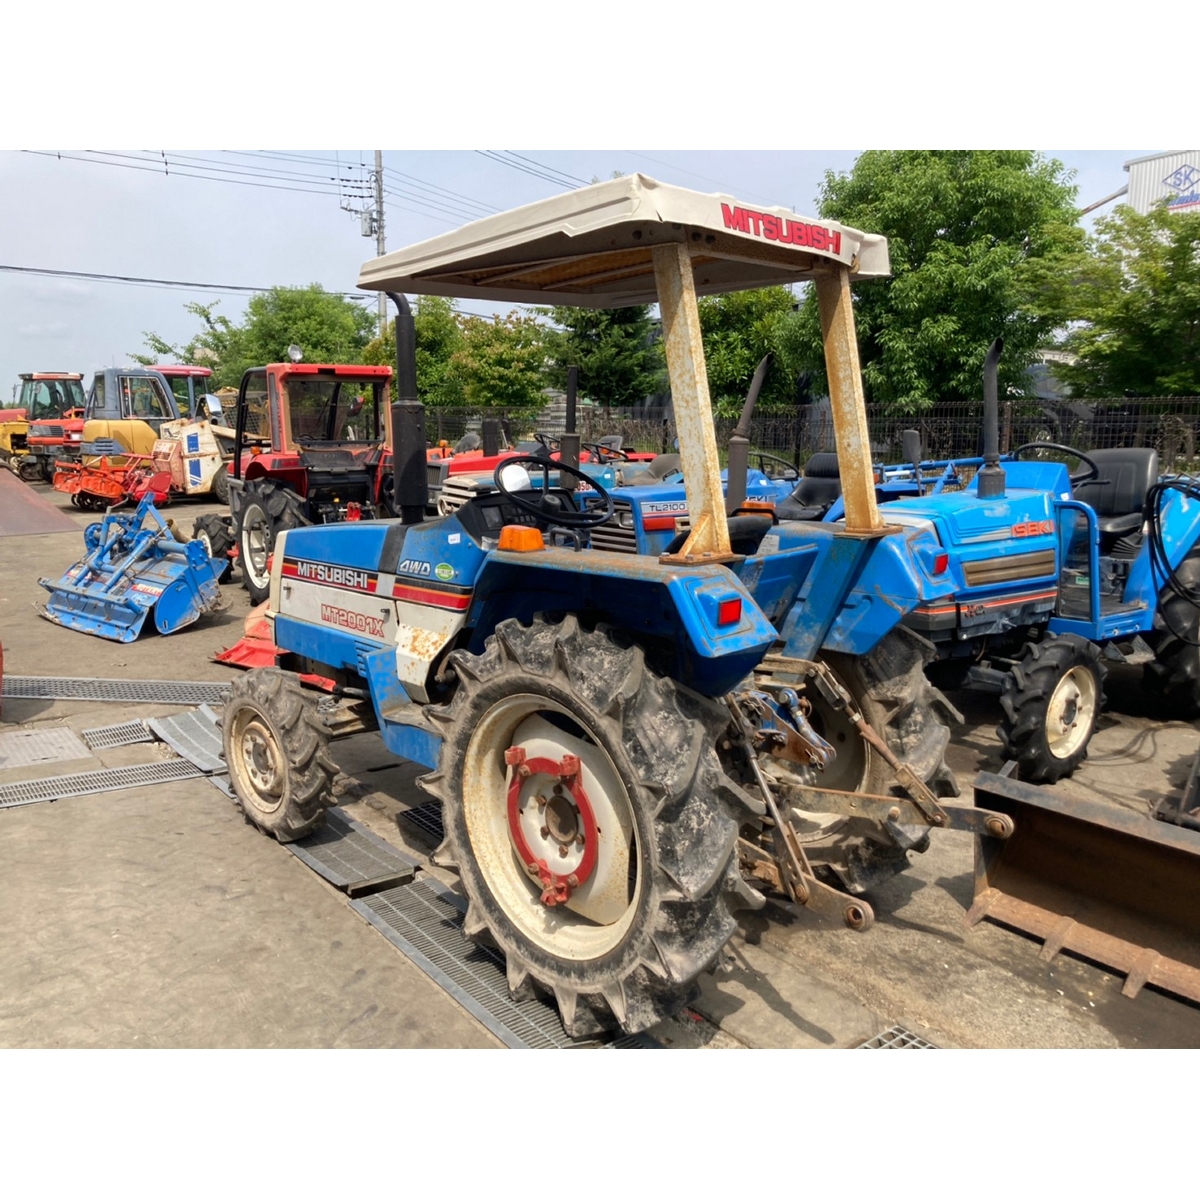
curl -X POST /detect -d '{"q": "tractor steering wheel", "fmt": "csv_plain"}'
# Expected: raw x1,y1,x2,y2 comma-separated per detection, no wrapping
583,441,631,462
1013,442,1100,486
752,451,800,481
532,432,560,454
494,455,614,530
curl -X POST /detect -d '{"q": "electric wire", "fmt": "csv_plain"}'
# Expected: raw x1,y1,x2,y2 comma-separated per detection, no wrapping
474,150,588,190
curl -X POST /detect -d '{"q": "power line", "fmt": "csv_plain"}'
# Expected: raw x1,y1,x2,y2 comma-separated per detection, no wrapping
475,150,589,190
622,151,780,205
503,151,591,186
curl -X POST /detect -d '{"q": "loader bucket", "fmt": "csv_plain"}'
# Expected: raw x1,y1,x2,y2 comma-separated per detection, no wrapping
966,771,1200,1004
38,496,223,642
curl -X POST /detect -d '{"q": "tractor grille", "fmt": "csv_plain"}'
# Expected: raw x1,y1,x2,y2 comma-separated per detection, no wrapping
962,549,1057,587
439,475,489,514
29,424,63,439
589,502,639,554
426,461,450,489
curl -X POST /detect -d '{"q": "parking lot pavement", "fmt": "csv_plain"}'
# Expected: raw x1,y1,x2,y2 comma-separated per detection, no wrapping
2,478,1199,1048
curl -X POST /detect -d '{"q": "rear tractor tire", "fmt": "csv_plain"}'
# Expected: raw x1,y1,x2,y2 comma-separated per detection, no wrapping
419,615,754,1038
192,514,234,583
237,480,311,604
223,669,338,842
1143,548,1200,718
210,463,230,506
792,626,962,893
998,634,1105,783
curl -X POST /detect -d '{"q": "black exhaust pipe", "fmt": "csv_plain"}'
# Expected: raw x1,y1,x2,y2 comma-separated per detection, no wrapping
387,292,426,523
975,338,1006,500
559,365,580,493
725,353,773,516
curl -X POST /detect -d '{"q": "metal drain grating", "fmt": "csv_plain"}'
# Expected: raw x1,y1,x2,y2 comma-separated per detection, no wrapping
81,720,154,751
858,1024,938,1049
2,676,230,705
0,757,204,809
0,726,91,768
288,809,418,896
398,800,445,844
354,878,616,1049
148,706,225,774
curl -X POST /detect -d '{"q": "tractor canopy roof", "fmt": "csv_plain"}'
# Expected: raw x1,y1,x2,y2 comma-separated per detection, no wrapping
356,173,890,308
20,372,83,381
256,364,392,379
153,364,213,377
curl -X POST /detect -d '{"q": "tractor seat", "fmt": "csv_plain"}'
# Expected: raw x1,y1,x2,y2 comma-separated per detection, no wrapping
775,452,841,521
637,453,682,481
1072,447,1158,541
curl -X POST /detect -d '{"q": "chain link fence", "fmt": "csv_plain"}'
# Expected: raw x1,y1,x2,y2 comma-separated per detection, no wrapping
421,395,1200,473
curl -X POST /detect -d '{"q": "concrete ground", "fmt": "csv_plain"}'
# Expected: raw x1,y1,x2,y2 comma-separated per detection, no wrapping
2,477,1198,1049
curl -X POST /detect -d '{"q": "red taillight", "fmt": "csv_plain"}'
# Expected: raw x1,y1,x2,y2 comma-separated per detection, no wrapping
642,515,679,532
717,597,742,626
933,552,949,575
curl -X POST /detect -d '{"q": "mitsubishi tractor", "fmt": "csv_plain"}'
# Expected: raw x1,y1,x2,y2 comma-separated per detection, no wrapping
219,176,1011,1038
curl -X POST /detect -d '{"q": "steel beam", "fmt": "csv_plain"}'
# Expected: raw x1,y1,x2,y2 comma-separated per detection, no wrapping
652,243,732,562
814,267,883,535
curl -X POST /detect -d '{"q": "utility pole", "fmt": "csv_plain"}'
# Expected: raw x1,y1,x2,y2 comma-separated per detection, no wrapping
374,150,386,340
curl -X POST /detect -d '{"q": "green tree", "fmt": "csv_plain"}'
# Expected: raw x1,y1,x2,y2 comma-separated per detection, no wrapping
450,314,549,410
133,301,247,388
239,284,376,367
793,150,1083,410
363,295,466,405
542,305,663,407
697,287,808,416
1050,205,1200,396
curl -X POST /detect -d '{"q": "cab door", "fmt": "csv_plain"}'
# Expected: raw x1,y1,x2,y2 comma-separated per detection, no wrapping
118,375,177,454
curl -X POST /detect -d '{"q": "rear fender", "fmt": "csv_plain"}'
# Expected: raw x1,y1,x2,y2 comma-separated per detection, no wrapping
1125,485,1200,601
467,549,776,697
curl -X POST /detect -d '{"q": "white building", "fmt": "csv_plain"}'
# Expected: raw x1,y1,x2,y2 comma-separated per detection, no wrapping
1124,151,1200,215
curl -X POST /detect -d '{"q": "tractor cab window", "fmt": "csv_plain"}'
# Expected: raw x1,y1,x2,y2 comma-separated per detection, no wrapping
288,377,384,444
166,375,195,414
25,378,85,419
87,375,105,417
120,376,173,420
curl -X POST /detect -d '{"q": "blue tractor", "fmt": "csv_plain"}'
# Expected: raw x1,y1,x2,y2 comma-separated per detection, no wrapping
219,177,1012,1038
595,339,1200,783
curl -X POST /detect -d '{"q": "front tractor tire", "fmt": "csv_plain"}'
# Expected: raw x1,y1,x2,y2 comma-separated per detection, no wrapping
223,669,338,842
237,480,311,604
419,616,751,1038
192,513,234,582
998,634,1105,783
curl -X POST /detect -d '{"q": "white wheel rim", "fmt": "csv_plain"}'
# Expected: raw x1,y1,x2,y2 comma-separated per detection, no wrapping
1045,665,1097,759
229,708,285,814
197,530,214,558
242,509,270,587
461,696,640,961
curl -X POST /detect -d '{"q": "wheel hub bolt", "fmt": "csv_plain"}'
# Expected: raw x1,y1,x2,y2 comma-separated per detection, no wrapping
558,845,568,858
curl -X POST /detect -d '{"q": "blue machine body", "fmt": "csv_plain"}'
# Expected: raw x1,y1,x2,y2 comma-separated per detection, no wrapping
38,495,223,642
267,485,778,771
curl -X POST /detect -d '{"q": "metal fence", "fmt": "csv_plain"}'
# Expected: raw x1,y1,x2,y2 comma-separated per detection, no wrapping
424,395,1200,473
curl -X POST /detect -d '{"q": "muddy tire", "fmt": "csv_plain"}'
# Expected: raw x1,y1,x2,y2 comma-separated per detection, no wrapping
1143,548,1200,717
210,464,230,506
192,514,234,582
17,459,41,483
815,626,961,799
419,616,754,1038
998,634,1105,783
792,627,961,892
237,480,311,604
222,669,338,842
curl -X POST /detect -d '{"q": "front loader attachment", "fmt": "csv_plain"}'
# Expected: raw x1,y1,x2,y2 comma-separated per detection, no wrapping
38,495,224,642
966,770,1200,1004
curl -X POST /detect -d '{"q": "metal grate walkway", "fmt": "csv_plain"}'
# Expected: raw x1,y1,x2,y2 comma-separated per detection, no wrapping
288,809,418,897
148,705,225,774
81,720,154,751
353,878,648,1049
398,800,445,844
858,1024,938,1049
2,676,231,705
0,757,205,809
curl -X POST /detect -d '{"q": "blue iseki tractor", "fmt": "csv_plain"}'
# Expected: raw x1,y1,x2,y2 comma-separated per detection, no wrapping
219,177,1013,1038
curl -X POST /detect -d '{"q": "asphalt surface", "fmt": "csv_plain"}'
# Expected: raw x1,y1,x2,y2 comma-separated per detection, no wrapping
2,475,1198,1048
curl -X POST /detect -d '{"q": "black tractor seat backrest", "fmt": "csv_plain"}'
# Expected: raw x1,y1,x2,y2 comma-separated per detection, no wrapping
1073,447,1159,519
790,452,842,509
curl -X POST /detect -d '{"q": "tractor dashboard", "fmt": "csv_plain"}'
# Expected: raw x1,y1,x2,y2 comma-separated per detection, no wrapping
456,487,581,544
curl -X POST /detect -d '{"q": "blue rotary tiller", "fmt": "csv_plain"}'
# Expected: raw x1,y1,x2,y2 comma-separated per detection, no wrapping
38,495,224,642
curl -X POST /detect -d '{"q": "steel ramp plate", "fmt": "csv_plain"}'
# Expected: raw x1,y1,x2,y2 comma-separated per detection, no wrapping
858,1025,938,1049
2,676,230,705
0,757,204,809
398,800,445,844
287,809,419,896
147,705,225,774
81,720,154,751
0,726,91,768
352,879,650,1049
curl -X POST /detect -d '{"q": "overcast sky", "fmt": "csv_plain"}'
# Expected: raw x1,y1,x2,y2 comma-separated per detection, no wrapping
0,147,1158,403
